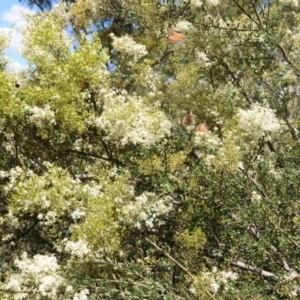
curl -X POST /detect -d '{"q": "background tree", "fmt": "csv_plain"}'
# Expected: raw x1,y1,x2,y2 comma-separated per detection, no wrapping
19,0,54,11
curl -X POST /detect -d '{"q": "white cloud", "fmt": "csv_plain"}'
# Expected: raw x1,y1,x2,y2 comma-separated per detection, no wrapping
0,4,35,69
8,59,26,71
2,5,35,29
9,30,22,54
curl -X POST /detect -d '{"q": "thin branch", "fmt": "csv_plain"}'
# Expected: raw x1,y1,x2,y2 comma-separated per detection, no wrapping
221,61,253,104
284,118,298,141
288,86,299,122
247,175,300,250
152,50,174,67
146,238,193,277
268,218,300,251
0,289,30,294
202,24,259,32
276,43,300,73
230,261,280,280
259,77,282,101
250,0,262,26
90,280,187,299
68,149,125,167
259,77,297,140
145,238,217,300
232,0,261,27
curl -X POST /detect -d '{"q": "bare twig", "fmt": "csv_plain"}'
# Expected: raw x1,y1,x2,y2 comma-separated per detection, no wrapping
288,86,299,122
250,0,262,26
145,238,217,300
232,0,261,27
276,44,300,73
268,219,300,251
247,175,300,250
284,117,298,141
146,238,193,277
152,50,174,66
230,261,280,280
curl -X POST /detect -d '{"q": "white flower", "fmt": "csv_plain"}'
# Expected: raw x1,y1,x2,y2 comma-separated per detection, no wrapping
44,211,57,225
175,20,194,32
237,104,280,139
5,274,23,292
189,286,197,294
0,170,8,178
71,209,86,220
110,33,148,62
73,288,89,300
251,191,262,202
66,285,74,293
196,51,211,67
121,193,174,229
38,275,63,297
200,268,238,293
89,91,171,148
24,104,56,127
206,0,219,6
223,271,238,281
5,253,64,298
194,132,222,150
65,239,90,258
210,281,220,293
279,0,298,7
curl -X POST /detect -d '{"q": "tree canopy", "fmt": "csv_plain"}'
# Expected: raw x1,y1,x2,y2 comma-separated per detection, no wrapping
1,0,300,299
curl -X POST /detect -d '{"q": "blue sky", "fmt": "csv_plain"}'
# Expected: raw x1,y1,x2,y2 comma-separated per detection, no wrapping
0,1,36,70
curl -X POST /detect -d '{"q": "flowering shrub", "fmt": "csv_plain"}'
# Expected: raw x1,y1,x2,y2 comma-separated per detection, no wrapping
4,253,65,299
1,0,300,299
237,104,281,139
120,192,174,229
89,90,171,148
110,33,148,62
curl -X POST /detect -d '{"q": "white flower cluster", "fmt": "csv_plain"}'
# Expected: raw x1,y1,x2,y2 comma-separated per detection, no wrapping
121,192,174,229
22,8,73,67
175,20,194,32
194,132,221,150
237,103,280,139
206,0,220,6
279,0,298,7
4,166,30,192
38,211,57,225
194,132,223,167
24,104,56,127
89,91,171,148
0,30,10,67
191,267,238,294
110,33,148,62
65,239,91,258
283,270,300,297
71,209,86,220
3,252,90,299
3,165,96,226
4,252,64,299
251,191,262,202
137,65,160,93
73,288,89,300
196,51,211,68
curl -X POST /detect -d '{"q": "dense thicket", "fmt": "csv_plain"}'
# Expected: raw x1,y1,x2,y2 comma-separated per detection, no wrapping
1,0,300,299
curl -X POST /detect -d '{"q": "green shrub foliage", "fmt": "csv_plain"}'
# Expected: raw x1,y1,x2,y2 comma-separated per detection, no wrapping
1,0,300,299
